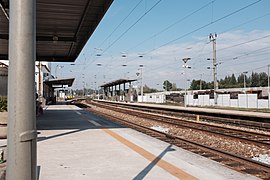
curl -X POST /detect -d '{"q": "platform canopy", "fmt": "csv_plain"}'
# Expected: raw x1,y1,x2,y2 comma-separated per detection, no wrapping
0,62,8,69
101,79,137,88
0,0,113,62
44,78,75,88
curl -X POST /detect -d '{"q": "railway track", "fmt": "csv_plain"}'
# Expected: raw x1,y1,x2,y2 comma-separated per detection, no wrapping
93,100,270,131
75,102,270,180
89,100,270,149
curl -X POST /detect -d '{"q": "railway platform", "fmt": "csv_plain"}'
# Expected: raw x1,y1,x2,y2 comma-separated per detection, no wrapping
36,103,260,180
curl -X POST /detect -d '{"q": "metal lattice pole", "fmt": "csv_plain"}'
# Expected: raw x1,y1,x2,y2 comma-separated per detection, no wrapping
209,33,218,105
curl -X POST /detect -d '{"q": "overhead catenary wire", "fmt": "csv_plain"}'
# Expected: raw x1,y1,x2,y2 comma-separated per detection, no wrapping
144,42,270,87
125,0,264,67
218,34,270,51
196,42,270,68
219,11,270,34
97,0,144,48
189,11,270,61
127,42,270,86
141,36,270,76
101,0,163,55
185,30,270,72
126,0,217,53
220,64,270,78
218,46,270,65
82,0,144,70
84,0,162,71
145,0,263,55
99,0,264,68
221,56,270,69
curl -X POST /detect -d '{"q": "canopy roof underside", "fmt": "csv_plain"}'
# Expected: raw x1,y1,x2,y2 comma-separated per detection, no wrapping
0,0,113,62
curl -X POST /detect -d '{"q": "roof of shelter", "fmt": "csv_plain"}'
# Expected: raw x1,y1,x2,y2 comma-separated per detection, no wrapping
36,64,51,73
101,79,137,88
0,62,8,68
0,0,113,62
44,78,75,88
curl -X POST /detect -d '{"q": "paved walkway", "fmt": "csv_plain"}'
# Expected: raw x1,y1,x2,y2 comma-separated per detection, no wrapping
37,104,260,180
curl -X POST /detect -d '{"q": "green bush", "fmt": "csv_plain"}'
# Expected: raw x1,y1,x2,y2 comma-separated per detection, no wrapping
0,96,7,112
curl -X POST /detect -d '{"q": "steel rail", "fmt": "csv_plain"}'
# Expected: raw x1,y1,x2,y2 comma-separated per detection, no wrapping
90,101,270,148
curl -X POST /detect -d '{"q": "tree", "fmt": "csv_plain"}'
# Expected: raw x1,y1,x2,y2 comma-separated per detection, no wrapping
237,73,244,84
203,81,213,89
171,83,177,91
190,80,212,90
259,72,268,87
250,72,260,87
190,71,269,90
190,80,200,90
230,74,237,86
163,80,172,91
222,75,231,88
237,73,246,88
219,78,225,88
143,85,158,93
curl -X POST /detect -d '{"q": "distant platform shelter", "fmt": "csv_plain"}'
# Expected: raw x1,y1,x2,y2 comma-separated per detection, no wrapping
44,78,75,104
101,79,137,102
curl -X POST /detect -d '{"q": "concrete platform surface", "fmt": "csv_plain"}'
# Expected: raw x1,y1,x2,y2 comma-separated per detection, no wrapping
37,104,260,180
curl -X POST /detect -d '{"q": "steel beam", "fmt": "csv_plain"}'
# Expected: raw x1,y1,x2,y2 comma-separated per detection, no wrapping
0,34,76,42
7,0,37,179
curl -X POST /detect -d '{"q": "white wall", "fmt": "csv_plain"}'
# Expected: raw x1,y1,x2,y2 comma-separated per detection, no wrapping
186,94,270,109
140,92,270,109
138,94,166,103
35,62,51,97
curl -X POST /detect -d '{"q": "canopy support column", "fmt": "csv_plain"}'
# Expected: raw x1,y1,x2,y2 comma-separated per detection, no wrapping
7,0,37,179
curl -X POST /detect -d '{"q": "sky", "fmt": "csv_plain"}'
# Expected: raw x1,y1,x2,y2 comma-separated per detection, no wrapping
55,0,270,90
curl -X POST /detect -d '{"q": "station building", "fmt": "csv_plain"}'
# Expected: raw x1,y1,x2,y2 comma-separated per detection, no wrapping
0,60,74,104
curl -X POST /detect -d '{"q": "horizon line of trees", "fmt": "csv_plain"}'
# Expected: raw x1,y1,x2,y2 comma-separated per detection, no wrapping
190,72,269,90
159,72,269,92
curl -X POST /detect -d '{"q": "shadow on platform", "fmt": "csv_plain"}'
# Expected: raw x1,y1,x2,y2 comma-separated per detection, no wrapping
133,145,176,180
37,106,125,142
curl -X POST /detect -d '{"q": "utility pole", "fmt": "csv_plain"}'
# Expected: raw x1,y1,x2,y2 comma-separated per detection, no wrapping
243,71,248,108
243,71,248,93
267,64,270,109
209,33,218,105
182,58,191,107
139,65,144,102
200,74,202,90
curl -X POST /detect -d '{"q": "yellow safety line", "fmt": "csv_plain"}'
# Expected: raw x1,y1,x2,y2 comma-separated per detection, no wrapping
103,129,198,180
